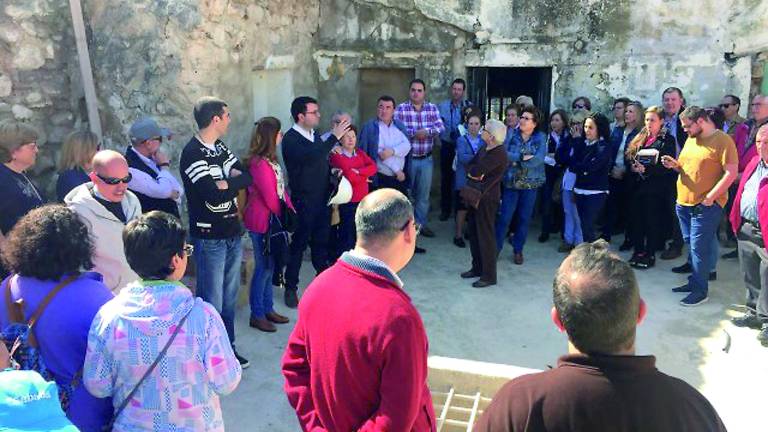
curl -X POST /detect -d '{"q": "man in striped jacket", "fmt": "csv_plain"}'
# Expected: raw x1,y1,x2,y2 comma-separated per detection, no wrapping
180,96,252,369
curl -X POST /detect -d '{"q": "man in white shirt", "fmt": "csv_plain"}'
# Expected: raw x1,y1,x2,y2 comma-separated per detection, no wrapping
125,117,183,217
359,95,411,195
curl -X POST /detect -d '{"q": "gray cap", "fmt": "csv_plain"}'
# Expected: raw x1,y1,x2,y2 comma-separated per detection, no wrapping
129,117,171,143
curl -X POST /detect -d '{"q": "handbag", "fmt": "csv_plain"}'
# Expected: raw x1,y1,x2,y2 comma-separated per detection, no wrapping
280,199,297,233
459,180,483,209
102,306,193,431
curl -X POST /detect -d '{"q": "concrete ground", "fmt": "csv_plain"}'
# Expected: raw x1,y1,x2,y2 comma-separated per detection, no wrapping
221,218,767,431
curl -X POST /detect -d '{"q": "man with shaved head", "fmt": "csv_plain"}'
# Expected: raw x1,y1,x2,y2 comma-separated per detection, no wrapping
282,188,435,431
65,149,141,291
476,240,726,432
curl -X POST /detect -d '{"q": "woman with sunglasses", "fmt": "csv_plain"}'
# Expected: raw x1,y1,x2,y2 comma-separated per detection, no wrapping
65,150,141,292
84,211,242,431
461,119,509,288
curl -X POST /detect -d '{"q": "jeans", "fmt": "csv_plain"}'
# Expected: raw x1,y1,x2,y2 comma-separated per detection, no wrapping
562,190,583,245
575,193,607,243
408,156,433,226
248,232,274,319
495,187,538,253
676,203,722,297
285,197,331,291
440,140,456,216
192,236,243,346
337,202,358,255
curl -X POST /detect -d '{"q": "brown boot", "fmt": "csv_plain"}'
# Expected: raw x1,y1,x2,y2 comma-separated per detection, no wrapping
266,311,290,324
249,317,276,333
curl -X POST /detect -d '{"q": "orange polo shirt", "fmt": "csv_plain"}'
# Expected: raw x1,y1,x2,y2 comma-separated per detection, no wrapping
676,130,738,207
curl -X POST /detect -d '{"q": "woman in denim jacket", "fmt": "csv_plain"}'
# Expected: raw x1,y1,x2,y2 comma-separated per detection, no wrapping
494,106,547,265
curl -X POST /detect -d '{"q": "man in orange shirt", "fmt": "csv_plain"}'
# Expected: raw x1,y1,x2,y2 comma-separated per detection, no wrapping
662,106,738,306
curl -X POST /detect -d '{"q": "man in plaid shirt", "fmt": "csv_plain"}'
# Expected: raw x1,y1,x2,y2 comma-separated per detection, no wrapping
395,79,445,245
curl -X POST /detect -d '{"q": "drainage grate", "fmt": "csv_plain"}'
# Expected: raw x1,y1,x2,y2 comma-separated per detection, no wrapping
432,388,493,431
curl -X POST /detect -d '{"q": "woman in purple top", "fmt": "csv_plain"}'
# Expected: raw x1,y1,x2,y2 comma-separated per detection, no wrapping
0,205,114,431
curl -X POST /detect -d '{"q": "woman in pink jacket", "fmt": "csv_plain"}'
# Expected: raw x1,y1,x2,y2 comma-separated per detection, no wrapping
243,117,294,333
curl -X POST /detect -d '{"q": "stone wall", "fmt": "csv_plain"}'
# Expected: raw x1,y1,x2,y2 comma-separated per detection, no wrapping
0,0,84,196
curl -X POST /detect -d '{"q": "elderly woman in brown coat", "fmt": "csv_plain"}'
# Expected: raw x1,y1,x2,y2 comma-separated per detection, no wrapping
460,119,509,287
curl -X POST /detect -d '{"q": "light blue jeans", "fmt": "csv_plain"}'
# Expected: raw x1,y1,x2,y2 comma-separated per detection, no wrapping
676,203,721,296
408,156,433,226
562,190,583,245
192,236,242,346
248,232,274,320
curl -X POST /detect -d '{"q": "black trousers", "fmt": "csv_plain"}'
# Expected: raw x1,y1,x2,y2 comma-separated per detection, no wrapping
540,173,563,236
722,183,738,242
376,173,408,195
576,193,607,243
285,197,330,291
468,195,499,283
667,182,684,249
602,176,630,241
440,140,456,216
629,187,667,255
738,222,768,322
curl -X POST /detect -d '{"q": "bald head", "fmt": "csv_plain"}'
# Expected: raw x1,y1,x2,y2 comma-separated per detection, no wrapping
90,150,130,202
553,240,640,355
356,189,413,243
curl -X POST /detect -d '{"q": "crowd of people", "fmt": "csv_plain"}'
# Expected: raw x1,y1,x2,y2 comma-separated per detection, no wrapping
0,77,766,430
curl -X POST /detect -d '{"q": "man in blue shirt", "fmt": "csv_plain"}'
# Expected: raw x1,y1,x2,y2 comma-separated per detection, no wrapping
438,78,472,221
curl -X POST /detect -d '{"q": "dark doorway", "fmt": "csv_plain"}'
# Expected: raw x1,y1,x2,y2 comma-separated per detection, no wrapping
468,67,553,121
358,68,415,124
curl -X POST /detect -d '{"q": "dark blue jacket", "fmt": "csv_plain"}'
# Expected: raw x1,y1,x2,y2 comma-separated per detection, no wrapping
570,138,612,192
609,126,641,170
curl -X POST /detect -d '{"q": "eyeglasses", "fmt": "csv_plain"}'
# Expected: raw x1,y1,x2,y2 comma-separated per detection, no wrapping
96,172,132,185
573,104,586,109
305,110,320,116
410,88,424,93
520,115,534,121
183,244,194,257
150,136,163,143
752,102,767,107
400,219,421,236
719,103,734,109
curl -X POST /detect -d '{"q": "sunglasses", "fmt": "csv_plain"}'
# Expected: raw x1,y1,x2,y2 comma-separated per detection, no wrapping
183,244,194,257
96,172,132,185
719,103,733,109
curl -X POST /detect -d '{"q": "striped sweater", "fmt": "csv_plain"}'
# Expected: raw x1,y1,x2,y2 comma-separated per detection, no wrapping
179,136,252,239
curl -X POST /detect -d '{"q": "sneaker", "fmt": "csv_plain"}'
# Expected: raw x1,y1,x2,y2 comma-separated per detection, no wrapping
731,314,763,329
234,350,250,369
709,271,717,281
722,250,738,259
680,292,709,307
672,284,692,293
453,237,466,248
635,254,655,269
672,262,692,273
758,325,768,347
661,245,682,260
284,289,299,308
628,252,640,267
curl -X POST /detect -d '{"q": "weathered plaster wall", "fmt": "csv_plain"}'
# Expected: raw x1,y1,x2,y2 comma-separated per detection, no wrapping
84,0,320,158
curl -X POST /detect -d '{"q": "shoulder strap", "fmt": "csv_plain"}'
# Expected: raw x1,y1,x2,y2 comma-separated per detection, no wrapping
25,274,80,346
110,305,194,424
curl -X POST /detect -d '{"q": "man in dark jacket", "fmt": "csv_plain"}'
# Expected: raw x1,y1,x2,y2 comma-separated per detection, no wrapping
281,96,350,308
660,87,688,259
475,240,726,432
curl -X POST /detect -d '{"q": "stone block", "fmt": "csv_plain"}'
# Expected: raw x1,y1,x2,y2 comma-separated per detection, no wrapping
13,45,46,70
0,26,22,44
0,74,12,97
11,104,33,120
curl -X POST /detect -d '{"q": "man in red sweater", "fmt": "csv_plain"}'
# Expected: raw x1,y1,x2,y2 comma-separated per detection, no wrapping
281,188,436,431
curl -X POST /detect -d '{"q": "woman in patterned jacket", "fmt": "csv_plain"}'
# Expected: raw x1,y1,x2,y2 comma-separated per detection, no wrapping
83,211,242,431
